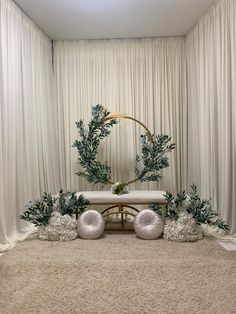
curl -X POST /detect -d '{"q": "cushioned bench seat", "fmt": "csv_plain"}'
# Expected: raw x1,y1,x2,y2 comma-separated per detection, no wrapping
76,190,168,205
76,190,167,230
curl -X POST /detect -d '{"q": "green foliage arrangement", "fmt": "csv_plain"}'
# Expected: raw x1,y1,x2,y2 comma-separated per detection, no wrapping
20,190,89,226
57,190,89,216
187,184,228,230
73,104,175,190
134,134,175,184
149,184,229,230
73,104,117,185
20,192,54,226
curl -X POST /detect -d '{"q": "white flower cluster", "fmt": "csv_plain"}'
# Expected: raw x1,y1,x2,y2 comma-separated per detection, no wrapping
111,182,129,195
38,212,78,241
163,212,203,242
198,223,225,238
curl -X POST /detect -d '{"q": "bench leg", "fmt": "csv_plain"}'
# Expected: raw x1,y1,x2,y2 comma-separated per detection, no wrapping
119,205,124,226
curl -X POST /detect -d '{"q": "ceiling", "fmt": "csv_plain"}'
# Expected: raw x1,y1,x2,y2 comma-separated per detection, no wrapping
15,0,215,40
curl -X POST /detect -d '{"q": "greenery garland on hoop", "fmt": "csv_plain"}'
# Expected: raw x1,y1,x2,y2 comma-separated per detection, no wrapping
73,104,175,194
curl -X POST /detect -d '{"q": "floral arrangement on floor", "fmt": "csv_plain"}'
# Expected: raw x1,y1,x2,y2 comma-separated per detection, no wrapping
149,184,229,242
20,190,89,241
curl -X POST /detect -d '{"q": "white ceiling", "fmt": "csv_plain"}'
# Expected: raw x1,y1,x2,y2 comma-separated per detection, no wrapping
15,0,215,40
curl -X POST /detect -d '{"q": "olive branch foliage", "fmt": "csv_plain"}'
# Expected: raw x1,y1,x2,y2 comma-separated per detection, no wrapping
149,184,229,230
134,134,175,183
20,192,55,226
73,104,175,186
73,105,117,185
20,190,89,226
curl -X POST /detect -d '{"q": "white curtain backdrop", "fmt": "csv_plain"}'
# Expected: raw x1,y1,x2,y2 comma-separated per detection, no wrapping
54,38,186,195
1,0,235,250
184,0,236,234
0,0,60,251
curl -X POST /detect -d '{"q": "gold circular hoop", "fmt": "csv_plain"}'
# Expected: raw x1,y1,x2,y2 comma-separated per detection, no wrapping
104,112,153,185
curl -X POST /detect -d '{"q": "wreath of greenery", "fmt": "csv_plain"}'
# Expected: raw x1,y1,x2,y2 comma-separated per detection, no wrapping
73,104,175,190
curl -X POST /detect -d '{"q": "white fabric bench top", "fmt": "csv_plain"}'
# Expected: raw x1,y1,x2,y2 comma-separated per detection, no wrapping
76,190,168,205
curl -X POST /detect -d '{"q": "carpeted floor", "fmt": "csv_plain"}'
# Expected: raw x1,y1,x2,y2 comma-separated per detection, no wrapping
0,232,236,314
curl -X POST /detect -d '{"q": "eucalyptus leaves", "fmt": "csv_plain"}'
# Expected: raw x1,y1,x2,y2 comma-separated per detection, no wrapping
73,105,117,185
73,104,175,193
148,184,229,241
20,190,89,226
20,190,90,242
164,184,229,230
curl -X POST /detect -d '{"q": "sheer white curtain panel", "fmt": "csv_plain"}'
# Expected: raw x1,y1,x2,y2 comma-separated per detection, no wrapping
184,0,236,234
0,0,60,251
53,38,186,195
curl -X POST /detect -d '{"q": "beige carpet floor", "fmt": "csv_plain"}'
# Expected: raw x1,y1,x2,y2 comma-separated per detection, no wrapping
0,232,236,314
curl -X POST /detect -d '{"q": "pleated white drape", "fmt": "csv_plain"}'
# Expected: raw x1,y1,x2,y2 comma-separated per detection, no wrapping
1,0,235,250
184,0,236,234
54,38,186,195
0,0,60,251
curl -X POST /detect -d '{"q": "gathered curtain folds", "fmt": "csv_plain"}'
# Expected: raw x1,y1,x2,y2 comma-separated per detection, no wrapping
0,0,60,251
184,0,236,235
0,0,235,251
54,38,186,195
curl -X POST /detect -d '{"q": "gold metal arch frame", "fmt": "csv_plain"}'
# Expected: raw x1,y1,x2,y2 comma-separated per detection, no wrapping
102,112,158,228
104,112,154,185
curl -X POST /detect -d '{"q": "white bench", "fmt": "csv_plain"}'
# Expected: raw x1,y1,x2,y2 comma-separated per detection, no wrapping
76,190,167,228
